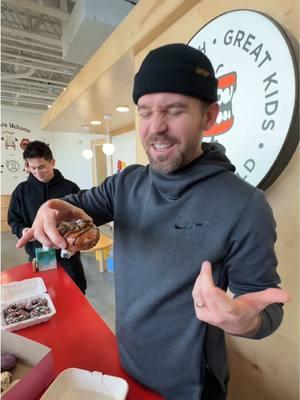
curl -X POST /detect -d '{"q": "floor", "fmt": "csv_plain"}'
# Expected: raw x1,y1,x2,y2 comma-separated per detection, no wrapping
1,226,116,332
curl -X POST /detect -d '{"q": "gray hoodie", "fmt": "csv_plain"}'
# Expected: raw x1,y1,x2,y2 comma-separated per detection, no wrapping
64,143,282,399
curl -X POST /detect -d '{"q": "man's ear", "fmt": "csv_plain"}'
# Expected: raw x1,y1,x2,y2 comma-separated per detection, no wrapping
24,160,29,174
203,102,219,131
51,159,55,168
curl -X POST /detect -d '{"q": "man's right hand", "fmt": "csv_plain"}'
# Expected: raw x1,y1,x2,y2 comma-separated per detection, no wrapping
17,199,92,249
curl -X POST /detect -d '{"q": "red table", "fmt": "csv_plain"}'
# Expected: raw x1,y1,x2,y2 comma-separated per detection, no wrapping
1,263,163,400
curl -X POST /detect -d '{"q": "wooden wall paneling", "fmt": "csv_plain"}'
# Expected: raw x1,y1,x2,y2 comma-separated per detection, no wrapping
226,331,298,400
91,139,106,187
265,150,299,344
1,195,11,232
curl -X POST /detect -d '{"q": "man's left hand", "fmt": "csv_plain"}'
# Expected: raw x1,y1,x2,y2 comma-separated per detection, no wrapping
192,261,291,337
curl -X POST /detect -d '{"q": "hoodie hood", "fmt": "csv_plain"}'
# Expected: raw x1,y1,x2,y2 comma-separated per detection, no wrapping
27,168,65,187
150,142,235,199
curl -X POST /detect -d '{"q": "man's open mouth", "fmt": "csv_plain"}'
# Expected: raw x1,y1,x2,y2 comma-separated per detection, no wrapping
152,143,173,151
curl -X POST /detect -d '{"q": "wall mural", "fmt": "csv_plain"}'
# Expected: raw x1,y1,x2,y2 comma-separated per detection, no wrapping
1,121,31,184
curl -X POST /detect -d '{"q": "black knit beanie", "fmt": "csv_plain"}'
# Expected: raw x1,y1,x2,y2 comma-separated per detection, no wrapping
133,43,218,104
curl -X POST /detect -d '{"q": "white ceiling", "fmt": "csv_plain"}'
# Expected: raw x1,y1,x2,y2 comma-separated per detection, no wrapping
1,0,139,112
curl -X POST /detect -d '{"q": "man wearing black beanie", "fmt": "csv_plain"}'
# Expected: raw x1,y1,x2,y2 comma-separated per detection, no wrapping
18,44,289,400
133,43,218,105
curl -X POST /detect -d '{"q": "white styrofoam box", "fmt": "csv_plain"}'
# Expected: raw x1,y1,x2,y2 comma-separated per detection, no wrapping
41,368,129,400
1,277,56,332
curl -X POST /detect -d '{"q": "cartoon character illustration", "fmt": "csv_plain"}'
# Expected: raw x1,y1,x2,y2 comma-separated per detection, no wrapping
6,159,20,173
1,131,18,150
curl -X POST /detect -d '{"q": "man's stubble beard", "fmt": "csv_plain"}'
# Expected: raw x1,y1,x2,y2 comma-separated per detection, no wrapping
148,152,182,173
147,142,201,174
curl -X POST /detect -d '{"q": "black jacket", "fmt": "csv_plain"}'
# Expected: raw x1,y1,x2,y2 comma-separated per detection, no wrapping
8,169,86,292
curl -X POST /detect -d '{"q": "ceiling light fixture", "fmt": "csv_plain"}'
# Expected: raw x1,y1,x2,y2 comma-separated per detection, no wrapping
82,149,93,159
115,105,130,113
90,120,101,125
81,125,90,130
102,143,115,156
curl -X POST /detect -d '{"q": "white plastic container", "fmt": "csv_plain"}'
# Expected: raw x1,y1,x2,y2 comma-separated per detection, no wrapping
41,368,129,400
1,277,56,332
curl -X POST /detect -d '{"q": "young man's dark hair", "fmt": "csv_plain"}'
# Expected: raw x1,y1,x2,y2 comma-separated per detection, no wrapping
23,140,53,161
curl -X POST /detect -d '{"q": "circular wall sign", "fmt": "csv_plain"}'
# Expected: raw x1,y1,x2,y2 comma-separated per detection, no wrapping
188,10,299,189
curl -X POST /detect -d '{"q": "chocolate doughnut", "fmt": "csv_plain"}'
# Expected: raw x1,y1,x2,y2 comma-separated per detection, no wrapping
57,219,100,252
3,297,51,325
30,305,51,318
3,303,27,317
30,297,48,308
5,310,30,325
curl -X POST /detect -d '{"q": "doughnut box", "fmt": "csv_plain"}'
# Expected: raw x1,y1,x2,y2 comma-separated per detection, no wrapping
1,277,56,332
1,330,54,400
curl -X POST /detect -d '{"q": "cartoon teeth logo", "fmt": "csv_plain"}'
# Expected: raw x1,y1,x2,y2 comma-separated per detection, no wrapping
188,10,298,189
205,71,237,137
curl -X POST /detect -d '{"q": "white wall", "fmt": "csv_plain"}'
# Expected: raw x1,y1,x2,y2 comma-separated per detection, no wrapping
52,131,102,189
111,130,136,174
1,106,102,194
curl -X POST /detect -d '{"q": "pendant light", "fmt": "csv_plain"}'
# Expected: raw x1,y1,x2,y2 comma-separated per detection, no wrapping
102,114,115,155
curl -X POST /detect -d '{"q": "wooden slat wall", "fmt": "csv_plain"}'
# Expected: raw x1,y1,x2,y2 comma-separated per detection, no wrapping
1,195,11,232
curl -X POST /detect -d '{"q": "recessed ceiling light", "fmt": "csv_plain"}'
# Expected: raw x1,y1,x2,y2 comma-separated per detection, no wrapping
47,105,51,108
90,120,102,125
81,125,90,130
115,105,130,113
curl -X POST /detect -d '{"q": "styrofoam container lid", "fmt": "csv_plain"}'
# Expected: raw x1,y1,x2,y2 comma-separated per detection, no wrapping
40,368,129,400
1,277,47,303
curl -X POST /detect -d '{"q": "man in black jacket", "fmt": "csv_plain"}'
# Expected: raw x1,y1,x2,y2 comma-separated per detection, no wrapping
8,140,87,294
